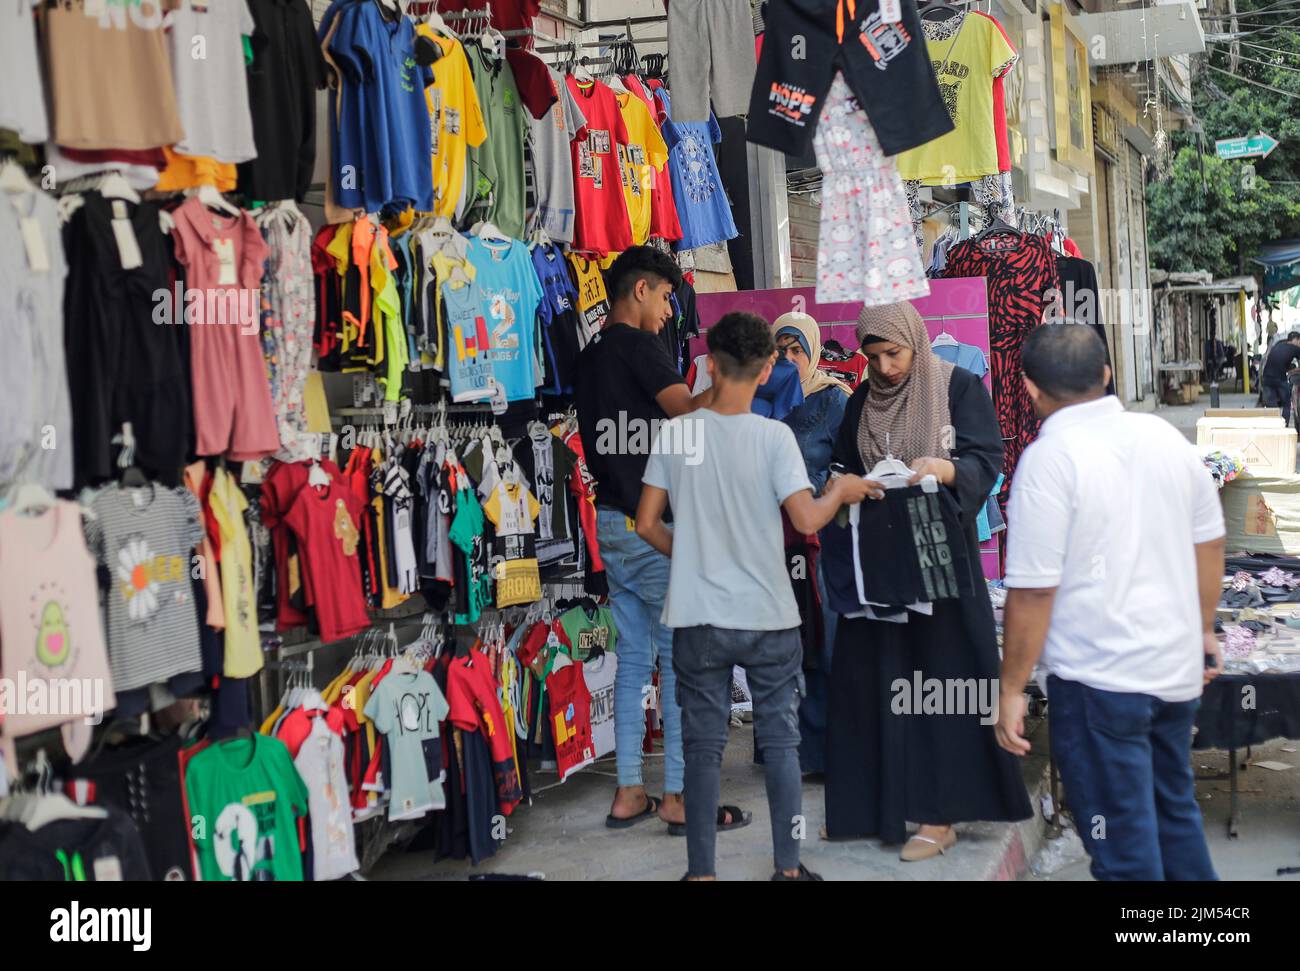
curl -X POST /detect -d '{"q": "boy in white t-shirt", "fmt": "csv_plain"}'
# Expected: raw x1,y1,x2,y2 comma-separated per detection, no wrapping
637,312,872,882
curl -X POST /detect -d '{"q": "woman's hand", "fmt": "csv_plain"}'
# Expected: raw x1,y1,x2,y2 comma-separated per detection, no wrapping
909,457,955,487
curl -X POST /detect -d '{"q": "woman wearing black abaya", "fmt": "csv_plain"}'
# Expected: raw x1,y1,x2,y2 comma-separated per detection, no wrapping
823,300,1032,861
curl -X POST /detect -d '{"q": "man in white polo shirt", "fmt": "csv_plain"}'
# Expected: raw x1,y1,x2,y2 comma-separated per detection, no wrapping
995,323,1225,881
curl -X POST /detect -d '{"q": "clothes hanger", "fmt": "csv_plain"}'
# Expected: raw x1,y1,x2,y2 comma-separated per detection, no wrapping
931,322,958,348
920,0,964,21
188,184,241,217
472,220,510,242
0,159,34,194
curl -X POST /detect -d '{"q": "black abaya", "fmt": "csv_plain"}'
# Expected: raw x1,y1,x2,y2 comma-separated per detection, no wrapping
824,367,1033,843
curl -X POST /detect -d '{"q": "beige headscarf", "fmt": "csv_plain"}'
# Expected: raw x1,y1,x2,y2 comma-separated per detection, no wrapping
854,301,955,469
772,312,850,399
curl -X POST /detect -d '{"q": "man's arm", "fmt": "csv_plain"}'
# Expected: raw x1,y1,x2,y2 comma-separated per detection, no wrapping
996,586,1057,756
634,483,673,556
782,475,874,534
1197,536,1226,682
656,382,715,418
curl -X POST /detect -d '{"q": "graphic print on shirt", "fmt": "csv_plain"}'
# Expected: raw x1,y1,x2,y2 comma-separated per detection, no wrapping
333,498,359,556
214,793,280,881
859,13,915,71
33,594,73,671
906,491,960,600
116,536,186,625
678,129,718,204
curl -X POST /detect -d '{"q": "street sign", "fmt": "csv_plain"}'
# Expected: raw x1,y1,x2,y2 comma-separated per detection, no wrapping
1216,131,1280,160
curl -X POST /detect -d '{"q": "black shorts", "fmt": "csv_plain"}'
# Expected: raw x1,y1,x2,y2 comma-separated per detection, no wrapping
746,0,954,157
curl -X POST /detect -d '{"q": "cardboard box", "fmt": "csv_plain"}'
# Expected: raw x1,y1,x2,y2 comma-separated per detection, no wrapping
1222,474,1300,553
1198,411,1297,475
1204,408,1282,419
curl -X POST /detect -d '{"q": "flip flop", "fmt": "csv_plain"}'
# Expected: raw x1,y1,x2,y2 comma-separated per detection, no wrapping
667,805,752,837
605,795,662,829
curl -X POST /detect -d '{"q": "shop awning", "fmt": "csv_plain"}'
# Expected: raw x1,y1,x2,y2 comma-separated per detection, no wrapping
1254,239,1300,294
1078,2,1206,66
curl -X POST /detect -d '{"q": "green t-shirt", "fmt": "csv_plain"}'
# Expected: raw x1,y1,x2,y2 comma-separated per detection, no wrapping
185,734,310,882
364,669,450,820
465,44,528,238
449,484,493,625
559,604,618,662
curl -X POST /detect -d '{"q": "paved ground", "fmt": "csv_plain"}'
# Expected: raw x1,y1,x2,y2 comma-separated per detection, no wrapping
367,392,1300,882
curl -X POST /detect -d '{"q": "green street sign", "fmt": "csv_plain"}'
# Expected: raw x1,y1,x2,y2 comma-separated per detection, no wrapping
1216,131,1280,160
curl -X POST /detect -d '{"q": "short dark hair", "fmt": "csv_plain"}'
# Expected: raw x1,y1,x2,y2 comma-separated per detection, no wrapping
604,246,683,302
1022,322,1108,400
707,312,775,380
1288,331,1300,341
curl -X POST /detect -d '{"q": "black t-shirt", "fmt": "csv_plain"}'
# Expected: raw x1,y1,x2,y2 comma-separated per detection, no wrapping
1262,340,1299,385
0,809,152,881
573,322,686,518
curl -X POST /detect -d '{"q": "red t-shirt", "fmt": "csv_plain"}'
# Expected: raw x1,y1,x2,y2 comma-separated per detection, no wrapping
446,650,522,814
435,0,540,38
283,481,371,643
506,48,557,120
818,352,869,389
566,76,634,255
276,705,346,759
625,75,683,243
547,659,594,781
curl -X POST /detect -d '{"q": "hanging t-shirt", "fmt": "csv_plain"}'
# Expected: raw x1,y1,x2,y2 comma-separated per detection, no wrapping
448,237,544,402
418,27,488,218
529,66,587,243
566,255,608,347
87,485,205,693
616,92,670,247
583,651,617,759
0,501,117,741
529,244,581,395
546,655,594,781
364,668,451,821
446,649,523,815
466,44,529,238
482,480,542,608
209,468,262,679
624,74,683,243
441,271,495,403
282,480,371,643
293,716,359,880
448,483,492,625
185,734,310,882
558,603,619,661
0,808,151,881
513,422,577,561
893,13,1018,185
566,76,634,255
931,341,989,377
1,0,48,143
656,88,738,251
165,0,258,163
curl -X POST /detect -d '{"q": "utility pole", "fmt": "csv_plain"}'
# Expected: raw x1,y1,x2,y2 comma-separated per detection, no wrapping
1229,0,1240,73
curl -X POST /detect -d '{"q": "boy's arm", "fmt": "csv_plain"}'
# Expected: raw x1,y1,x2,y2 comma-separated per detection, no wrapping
782,475,874,534
634,484,673,556
656,382,715,417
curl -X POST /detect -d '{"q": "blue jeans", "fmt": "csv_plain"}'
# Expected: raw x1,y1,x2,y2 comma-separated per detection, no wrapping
1047,676,1217,881
596,507,683,793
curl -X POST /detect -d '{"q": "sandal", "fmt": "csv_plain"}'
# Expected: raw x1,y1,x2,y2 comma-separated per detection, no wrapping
667,805,752,837
605,795,662,829
900,828,957,861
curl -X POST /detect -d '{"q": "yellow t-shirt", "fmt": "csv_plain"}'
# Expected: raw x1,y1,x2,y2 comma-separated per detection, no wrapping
893,14,1017,185
615,93,669,246
417,27,488,218
482,481,542,608
430,248,477,372
209,469,263,678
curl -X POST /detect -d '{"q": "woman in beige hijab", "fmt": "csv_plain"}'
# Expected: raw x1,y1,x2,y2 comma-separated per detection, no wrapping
770,312,850,775
821,300,1031,860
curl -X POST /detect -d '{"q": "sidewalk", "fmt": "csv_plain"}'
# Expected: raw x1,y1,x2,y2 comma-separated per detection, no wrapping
1156,391,1257,443
369,715,1053,882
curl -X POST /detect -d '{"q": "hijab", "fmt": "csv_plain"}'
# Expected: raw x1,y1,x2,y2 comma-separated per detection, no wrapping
772,312,849,399
854,301,955,470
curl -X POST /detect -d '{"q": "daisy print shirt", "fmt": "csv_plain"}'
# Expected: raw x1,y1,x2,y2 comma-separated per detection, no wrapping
88,484,206,691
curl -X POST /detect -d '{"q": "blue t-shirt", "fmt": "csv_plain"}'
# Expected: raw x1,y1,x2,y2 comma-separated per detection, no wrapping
531,243,580,395
658,89,738,251
753,358,805,420
443,237,544,403
321,1,375,212
932,341,989,378
442,279,496,403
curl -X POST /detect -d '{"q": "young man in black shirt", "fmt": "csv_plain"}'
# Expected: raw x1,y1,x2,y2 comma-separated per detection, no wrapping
1261,331,1300,422
573,247,746,834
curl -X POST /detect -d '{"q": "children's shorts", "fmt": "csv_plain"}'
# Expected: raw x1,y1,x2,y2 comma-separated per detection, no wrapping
666,0,757,122
746,0,953,157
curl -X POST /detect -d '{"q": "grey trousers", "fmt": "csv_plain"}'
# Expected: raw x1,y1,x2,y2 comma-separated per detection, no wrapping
667,0,757,122
673,625,804,877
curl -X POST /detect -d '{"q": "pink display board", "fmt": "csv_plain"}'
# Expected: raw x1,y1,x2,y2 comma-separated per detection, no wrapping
690,281,1003,579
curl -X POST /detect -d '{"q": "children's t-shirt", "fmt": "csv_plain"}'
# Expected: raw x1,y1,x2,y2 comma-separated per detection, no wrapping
185,734,309,882
558,603,618,661
529,66,587,243
459,237,545,402
209,468,262,678
615,92,670,246
441,274,496,403
624,74,683,243
546,655,594,781
530,242,583,395
482,480,542,608
893,14,1018,185
417,27,488,218
165,0,258,163
292,715,359,881
657,88,737,251
566,254,608,348
87,485,206,692
931,340,990,378
282,481,371,643
566,76,634,255
448,484,492,625
364,668,450,820
446,650,523,814
583,651,617,759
